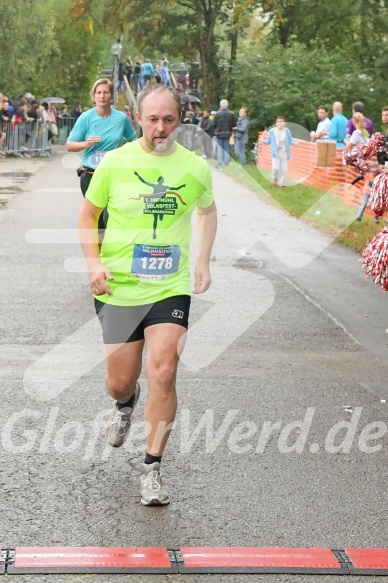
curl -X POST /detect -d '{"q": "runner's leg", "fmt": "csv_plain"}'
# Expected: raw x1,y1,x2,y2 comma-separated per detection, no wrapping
104,340,144,403
144,323,187,456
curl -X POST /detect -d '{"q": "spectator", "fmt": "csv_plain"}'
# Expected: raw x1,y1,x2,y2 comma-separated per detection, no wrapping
0,130,5,155
213,99,236,170
261,116,297,188
11,107,23,125
190,105,200,125
125,56,133,88
311,105,331,141
0,96,6,154
160,60,171,86
346,101,374,137
345,112,369,149
0,98,11,122
134,56,143,93
234,106,250,166
41,101,56,143
71,103,82,120
155,60,162,83
375,106,388,167
142,58,154,86
199,109,214,159
5,97,14,116
28,100,40,122
117,61,125,93
48,102,58,119
176,63,188,89
183,111,194,124
59,104,71,119
187,59,200,90
9,106,24,152
58,105,72,144
353,110,382,224
328,101,348,148
123,105,132,122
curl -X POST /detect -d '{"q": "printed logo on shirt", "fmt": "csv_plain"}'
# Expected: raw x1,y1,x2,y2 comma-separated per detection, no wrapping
129,171,187,239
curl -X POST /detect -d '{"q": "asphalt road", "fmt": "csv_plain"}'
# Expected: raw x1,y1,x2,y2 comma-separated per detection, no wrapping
0,148,386,583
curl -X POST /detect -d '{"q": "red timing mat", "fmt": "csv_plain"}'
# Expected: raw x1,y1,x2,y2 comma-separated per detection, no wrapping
7,547,177,574
178,547,347,574
345,548,388,575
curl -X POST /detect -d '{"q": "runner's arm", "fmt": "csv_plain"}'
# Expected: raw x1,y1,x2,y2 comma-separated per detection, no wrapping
67,136,101,152
193,201,217,294
79,198,113,295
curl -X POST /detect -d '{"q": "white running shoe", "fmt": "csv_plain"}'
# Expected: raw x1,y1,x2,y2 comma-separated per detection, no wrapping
140,462,170,506
104,383,140,447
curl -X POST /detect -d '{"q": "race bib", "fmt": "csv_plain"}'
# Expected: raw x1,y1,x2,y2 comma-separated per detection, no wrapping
90,150,105,167
131,244,180,280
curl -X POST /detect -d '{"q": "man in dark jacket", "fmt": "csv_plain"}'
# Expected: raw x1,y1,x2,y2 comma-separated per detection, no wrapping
213,99,236,169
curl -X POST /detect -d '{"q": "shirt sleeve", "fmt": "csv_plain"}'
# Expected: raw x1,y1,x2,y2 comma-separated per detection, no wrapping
329,118,338,140
67,114,87,142
263,131,271,145
196,163,214,209
349,130,361,146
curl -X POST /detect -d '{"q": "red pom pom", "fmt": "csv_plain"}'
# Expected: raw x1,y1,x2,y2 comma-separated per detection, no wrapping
361,226,388,291
342,133,387,176
368,174,388,217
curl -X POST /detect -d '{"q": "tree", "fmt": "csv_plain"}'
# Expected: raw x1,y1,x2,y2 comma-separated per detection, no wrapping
0,0,103,105
70,0,232,105
0,0,58,96
230,39,384,145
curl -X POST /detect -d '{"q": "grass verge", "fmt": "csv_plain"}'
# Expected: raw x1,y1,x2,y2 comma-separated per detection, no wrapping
216,159,382,254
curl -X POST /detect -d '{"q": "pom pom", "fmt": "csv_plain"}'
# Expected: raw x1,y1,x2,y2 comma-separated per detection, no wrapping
361,226,388,291
368,173,388,217
342,133,388,176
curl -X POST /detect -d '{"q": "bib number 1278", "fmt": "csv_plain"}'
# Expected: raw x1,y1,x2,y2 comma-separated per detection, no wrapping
131,244,180,280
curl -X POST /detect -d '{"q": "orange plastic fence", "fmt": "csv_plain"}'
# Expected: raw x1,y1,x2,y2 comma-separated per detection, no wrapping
257,139,368,211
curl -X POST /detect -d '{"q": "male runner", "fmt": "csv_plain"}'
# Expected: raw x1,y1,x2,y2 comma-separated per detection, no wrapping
78,83,217,506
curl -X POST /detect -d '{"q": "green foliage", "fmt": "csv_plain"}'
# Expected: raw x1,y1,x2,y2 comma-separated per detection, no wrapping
0,0,103,105
3,0,388,123
0,0,57,96
230,39,388,145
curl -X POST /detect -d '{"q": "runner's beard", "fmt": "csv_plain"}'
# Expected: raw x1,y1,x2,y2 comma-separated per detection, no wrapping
148,129,177,153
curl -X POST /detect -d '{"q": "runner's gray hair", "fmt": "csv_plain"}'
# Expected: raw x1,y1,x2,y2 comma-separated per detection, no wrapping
137,84,181,115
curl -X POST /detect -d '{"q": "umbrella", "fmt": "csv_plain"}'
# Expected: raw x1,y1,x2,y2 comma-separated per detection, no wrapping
180,94,201,104
41,97,66,104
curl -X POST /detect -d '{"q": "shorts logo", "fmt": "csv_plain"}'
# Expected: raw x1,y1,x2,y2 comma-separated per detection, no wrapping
172,309,184,319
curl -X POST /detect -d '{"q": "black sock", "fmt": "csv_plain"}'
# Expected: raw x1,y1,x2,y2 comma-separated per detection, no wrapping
144,452,162,465
117,392,136,409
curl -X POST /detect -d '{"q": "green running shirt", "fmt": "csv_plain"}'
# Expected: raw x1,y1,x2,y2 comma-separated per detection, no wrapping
86,140,214,306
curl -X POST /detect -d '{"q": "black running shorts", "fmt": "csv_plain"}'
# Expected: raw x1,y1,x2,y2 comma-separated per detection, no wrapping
95,295,191,344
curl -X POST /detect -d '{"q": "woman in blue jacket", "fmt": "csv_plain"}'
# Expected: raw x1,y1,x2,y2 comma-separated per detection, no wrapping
262,116,297,187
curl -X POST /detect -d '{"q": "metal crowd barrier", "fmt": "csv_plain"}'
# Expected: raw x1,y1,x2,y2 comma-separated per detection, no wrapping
0,117,78,157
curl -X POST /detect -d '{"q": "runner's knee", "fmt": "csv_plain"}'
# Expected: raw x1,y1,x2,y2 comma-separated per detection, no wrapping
106,374,137,399
147,360,177,389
